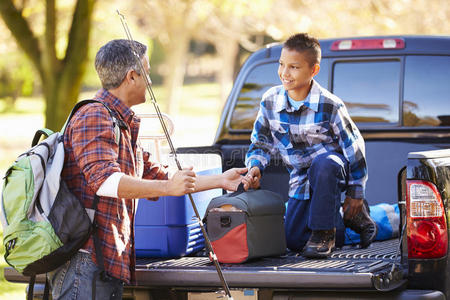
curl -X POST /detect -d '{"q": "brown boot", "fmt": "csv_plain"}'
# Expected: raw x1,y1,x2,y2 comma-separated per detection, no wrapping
302,228,336,259
344,200,378,248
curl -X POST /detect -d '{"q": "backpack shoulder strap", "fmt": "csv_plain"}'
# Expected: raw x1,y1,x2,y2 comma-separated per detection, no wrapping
31,128,54,147
62,99,126,145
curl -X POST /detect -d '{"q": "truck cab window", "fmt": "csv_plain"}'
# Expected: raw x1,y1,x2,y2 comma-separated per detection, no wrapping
230,63,279,130
403,56,450,127
332,60,401,126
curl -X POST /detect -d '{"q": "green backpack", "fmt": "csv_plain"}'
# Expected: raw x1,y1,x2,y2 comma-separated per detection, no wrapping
0,99,123,299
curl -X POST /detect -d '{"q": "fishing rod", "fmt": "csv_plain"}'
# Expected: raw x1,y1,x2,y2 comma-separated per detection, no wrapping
117,10,233,300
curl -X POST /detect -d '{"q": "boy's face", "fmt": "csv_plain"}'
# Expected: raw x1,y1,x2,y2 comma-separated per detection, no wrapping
278,48,319,100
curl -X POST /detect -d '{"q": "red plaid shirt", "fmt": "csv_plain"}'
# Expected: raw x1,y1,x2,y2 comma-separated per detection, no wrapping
62,89,168,284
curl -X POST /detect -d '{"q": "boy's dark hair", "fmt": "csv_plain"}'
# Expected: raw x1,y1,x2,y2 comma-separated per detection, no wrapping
283,33,321,66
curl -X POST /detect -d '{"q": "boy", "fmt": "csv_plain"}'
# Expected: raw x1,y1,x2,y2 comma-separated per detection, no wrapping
243,33,377,258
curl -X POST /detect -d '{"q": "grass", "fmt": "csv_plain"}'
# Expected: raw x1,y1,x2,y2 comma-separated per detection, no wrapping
0,83,223,298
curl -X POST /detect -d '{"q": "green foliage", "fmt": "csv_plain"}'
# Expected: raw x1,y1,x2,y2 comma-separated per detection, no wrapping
12,59,34,97
0,52,35,105
81,45,101,90
148,38,166,85
0,69,17,99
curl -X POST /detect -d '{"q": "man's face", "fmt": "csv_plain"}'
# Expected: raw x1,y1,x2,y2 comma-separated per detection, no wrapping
278,48,318,99
131,56,151,106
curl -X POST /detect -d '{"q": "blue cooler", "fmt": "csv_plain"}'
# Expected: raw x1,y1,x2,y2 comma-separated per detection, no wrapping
135,167,222,258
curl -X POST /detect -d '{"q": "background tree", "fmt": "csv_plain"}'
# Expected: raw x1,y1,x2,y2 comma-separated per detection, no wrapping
196,1,272,104
127,0,208,115
0,0,96,130
127,0,273,113
258,0,450,39
1,0,449,123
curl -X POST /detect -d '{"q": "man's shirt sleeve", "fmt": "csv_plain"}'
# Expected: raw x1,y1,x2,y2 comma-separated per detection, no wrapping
331,102,368,199
143,151,169,180
96,172,125,198
245,100,273,173
68,105,122,193
141,151,168,201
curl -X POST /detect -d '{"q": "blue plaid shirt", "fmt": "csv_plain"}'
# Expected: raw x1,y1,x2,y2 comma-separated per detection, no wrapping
245,80,367,201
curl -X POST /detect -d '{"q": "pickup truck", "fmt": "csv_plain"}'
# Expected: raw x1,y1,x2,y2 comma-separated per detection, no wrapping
5,36,450,300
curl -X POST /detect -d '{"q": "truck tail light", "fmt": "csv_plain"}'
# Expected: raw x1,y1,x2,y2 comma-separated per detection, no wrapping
406,180,448,259
330,38,405,51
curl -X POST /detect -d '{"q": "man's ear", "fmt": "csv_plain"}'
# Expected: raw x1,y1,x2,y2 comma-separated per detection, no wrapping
125,69,137,83
311,63,320,77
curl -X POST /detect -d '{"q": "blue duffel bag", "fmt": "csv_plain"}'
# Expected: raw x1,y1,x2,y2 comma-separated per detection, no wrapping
345,203,400,245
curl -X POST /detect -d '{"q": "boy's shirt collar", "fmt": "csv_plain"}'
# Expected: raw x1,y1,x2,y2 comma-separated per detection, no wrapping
275,79,321,113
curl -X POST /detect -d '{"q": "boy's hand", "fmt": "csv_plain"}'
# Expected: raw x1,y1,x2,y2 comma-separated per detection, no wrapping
343,196,363,219
242,166,261,190
221,167,248,191
167,167,196,196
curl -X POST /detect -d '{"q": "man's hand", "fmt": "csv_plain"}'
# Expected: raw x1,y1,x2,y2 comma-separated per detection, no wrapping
242,166,261,190
221,167,248,191
166,167,196,196
343,196,364,220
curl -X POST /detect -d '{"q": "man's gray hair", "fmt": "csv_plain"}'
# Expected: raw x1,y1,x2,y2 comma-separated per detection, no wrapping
95,39,147,90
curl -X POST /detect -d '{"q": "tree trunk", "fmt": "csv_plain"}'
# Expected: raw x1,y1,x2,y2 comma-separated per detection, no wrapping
43,67,87,130
0,0,96,131
47,0,95,129
215,38,239,104
161,32,190,116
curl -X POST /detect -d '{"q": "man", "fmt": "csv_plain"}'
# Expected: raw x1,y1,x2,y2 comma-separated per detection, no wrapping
49,39,246,299
243,33,377,258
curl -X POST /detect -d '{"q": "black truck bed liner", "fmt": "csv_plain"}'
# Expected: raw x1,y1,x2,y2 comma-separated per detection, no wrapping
4,239,405,292
134,239,404,291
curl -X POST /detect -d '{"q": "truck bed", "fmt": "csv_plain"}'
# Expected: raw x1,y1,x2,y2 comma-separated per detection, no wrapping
4,239,405,293
133,239,404,291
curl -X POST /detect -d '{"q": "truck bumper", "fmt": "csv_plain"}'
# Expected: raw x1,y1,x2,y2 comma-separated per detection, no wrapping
273,289,445,300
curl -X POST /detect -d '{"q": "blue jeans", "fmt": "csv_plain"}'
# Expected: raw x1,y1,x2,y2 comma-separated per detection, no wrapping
285,152,348,251
47,252,123,300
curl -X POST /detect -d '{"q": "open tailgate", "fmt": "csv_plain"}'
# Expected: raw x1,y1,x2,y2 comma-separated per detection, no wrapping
4,240,405,291
134,239,405,291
